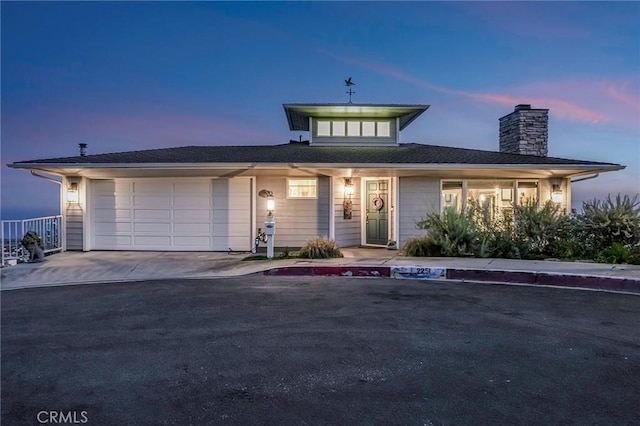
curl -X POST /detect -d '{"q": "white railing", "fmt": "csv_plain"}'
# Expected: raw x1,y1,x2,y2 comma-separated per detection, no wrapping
1,215,63,265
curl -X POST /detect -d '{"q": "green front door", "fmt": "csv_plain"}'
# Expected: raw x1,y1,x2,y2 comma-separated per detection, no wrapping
366,180,389,245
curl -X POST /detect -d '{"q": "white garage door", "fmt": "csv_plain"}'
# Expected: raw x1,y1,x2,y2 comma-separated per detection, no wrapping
91,178,252,251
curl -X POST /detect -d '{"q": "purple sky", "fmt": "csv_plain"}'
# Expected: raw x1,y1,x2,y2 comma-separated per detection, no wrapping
2,1,639,219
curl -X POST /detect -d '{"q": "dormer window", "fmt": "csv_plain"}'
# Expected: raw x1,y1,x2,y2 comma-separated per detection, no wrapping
283,103,429,147
315,120,393,138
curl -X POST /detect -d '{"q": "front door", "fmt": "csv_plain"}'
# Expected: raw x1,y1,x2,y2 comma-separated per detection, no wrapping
366,180,389,245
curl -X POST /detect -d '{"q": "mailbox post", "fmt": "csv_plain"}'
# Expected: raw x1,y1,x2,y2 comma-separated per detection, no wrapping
265,195,276,259
264,215,275,259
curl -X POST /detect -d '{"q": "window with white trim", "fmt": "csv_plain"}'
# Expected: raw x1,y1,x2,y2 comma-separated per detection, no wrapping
441,179,540,213
317,121,331,137
315,120,392,137
347,121,360,137
377,121,391,137
287,178,318,199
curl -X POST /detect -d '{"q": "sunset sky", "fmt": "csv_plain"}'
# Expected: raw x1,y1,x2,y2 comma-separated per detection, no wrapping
2,1,639,219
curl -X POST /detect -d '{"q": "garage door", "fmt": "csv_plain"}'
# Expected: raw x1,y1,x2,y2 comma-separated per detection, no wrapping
91,178,251,251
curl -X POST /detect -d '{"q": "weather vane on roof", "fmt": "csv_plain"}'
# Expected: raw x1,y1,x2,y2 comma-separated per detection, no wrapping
345,77,356,103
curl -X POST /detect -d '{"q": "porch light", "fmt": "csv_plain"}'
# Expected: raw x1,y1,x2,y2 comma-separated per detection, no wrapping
266,196,275,216
344,178,355,196
551,184,563,204
67,182,79,204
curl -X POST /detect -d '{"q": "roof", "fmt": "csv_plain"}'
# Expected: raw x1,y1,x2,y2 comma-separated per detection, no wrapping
10,142,620,167
283,103,429,131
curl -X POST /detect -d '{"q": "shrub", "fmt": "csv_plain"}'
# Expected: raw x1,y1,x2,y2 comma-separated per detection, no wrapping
597,242,631,264
400,235,433,257
580,193,640,253
298,237,343,259
415,208,480,256
512,200,569,259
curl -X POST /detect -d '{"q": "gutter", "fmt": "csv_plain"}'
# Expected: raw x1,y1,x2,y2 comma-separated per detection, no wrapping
30,170,62,185
571,173,599,183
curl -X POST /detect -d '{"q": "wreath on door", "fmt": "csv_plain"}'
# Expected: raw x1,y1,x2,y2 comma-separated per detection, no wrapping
371,195,384,211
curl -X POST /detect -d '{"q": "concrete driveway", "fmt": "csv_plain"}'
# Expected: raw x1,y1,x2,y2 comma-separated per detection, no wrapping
2,276,639,425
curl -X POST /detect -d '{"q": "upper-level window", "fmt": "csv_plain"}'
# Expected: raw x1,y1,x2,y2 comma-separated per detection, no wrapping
362,121,375,137
316,120,392,138
377,121,390,137
317,121,331,137
347,121,360,137
287,178,317,199
333,121,345,136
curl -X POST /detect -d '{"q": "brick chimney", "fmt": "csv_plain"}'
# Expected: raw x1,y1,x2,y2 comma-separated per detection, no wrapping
499,104,549,157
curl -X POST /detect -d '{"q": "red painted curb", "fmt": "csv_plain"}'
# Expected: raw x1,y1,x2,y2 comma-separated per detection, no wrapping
264,266,390,277
448,269,640,294
263,266,640,294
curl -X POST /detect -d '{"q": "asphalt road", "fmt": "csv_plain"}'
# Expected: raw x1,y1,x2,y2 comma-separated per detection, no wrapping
2,277,639,425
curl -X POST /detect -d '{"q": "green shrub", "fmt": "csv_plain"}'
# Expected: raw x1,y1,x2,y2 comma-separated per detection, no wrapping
597,243,631,264
400,235,434,257
513,200,568,259
298,237,343,259
581,194,640,253
415,208,480,256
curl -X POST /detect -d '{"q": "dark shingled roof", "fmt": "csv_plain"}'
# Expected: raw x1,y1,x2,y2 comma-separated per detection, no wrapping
12,142,618,167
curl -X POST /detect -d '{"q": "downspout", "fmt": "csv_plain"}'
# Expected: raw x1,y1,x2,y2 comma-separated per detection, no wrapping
30,170,65,251
571,173,599,183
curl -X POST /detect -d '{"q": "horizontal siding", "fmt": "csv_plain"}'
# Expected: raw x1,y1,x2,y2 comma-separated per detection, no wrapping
212,178,252,251
334,177,361,247
398,177,440,245
255,176,330,248
65,205,84,250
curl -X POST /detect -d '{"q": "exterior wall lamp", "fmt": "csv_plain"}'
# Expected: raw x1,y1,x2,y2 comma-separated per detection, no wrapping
343,178,354,220
344,178,355,197
67,181,79,204
551,183,563,204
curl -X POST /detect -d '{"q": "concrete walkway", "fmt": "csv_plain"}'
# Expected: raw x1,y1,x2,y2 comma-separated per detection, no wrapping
2,248,640,293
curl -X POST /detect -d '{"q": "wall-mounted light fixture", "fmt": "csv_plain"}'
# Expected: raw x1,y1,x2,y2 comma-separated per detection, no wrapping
67,181,79,204
551,183,563,204
343,178,354,220
266,196,275,216
344,178,355,197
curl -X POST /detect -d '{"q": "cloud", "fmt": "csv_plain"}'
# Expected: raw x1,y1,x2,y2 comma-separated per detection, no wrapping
325,53,638,129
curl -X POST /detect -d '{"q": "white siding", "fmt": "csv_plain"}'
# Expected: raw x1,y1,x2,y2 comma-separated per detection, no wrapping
212,178,252,251
255,176,330,248
398,177,440,244
333,177,361,247
65,205,83,250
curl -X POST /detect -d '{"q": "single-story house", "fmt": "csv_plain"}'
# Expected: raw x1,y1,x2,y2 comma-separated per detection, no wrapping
9,102,624,252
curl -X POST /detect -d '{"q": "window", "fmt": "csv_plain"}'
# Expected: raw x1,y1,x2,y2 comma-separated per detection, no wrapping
317,121,330,136
441,180,540,214
315,120,393,138
377,121,391,137
362,121,375,137
347,121,360,137
517,181,538,206
287,179,317,199
332,121,345,136
467,181,513,216
442,181,463,212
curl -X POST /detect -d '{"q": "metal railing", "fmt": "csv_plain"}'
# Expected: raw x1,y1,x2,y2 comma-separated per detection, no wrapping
1,215,63,265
